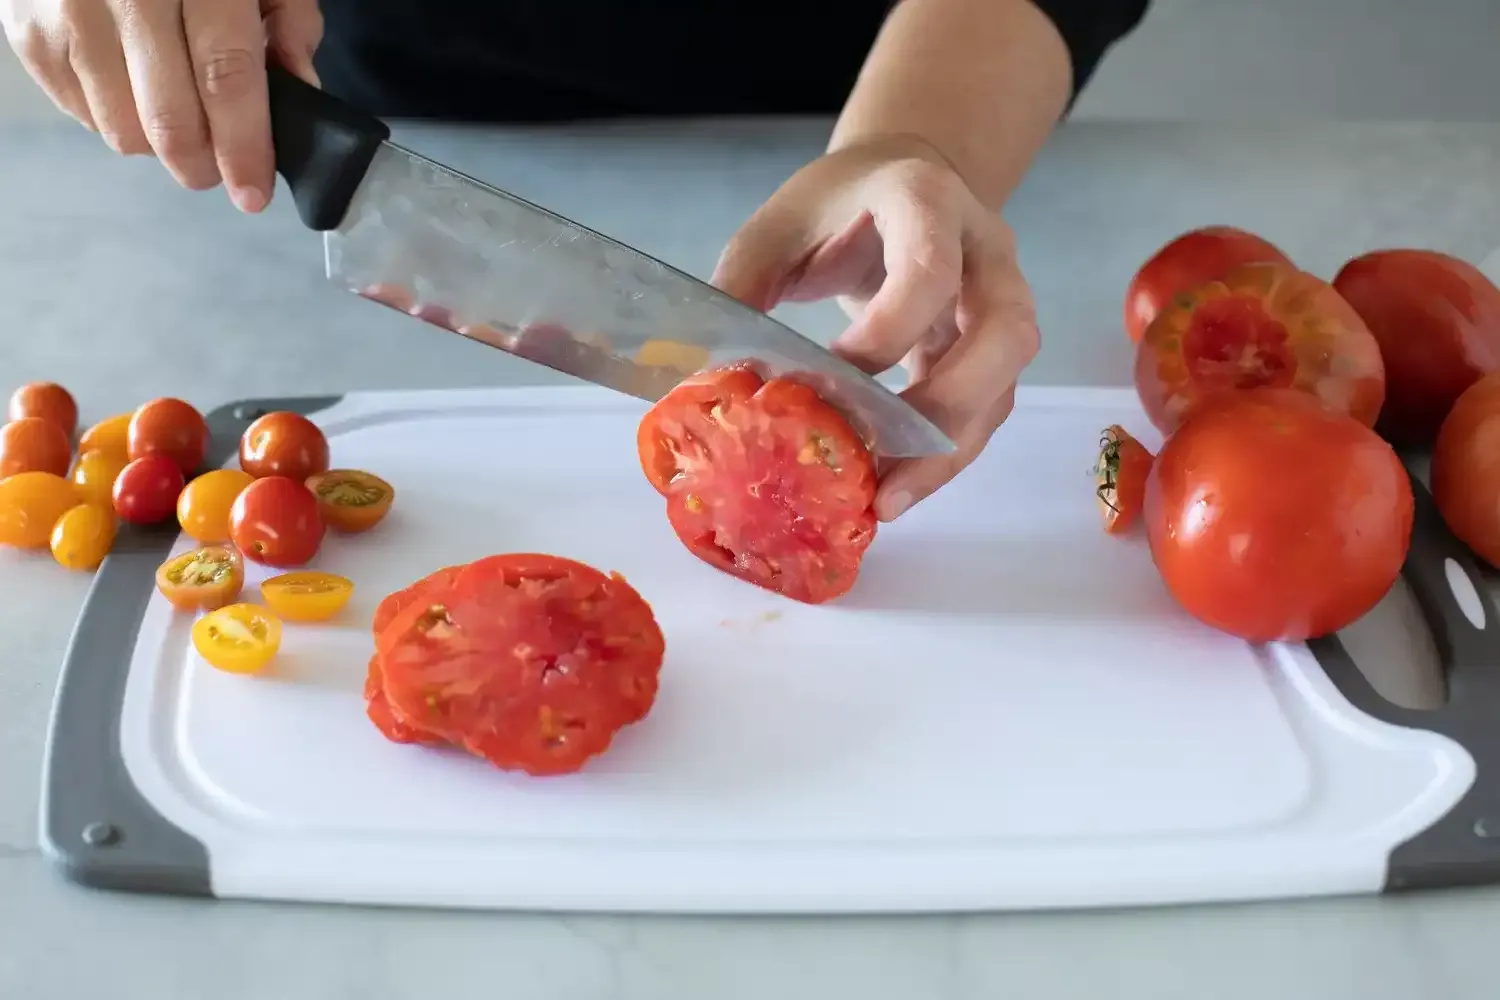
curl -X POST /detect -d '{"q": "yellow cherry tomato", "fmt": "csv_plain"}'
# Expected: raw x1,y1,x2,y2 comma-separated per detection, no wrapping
177,468,256,543
70,448,129,506
0,471,82,549
191,603,282,675
50,503,118,571
77,412,132,462
259,571,355,622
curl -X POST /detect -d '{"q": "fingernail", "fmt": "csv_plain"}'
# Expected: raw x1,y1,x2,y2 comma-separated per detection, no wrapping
233,186,269,213
879,490,912,521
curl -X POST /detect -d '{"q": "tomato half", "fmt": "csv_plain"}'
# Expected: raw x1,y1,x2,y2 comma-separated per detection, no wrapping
305,469,394,533
191,603,282,675
1125,226,1292,344
77,412,131,461
154,545,245,612
0,416,72,478
1333,248,1500,448
112,454,186,525
1431,371,1500,567
176,468,255,543
1133,262,1386,436
377,554,665,775
49,503,117,571
70,449,128,506
1143,388,1412,643
8,382,78,437
1095,425,1153,535
260,571,354,623
228,476,325,567
0,471,81,548
636,365,878,604
128,398,210,475
239,411,331,480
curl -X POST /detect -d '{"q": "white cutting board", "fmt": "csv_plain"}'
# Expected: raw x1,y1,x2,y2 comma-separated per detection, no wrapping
53,385,1474,912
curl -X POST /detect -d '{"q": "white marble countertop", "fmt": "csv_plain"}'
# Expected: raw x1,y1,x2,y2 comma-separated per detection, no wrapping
4,116,1500,999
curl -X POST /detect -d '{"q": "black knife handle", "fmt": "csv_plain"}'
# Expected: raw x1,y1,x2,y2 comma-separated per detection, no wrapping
267,63,391,232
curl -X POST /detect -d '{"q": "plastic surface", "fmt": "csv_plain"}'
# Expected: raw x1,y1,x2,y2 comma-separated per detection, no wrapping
267,63,390,231
46,386,1483,913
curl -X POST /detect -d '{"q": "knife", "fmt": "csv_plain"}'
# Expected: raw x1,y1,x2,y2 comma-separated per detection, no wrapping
264,65,956,459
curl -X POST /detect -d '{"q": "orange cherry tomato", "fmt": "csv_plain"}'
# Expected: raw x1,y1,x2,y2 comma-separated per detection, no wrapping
191,603,282,675
260,571,355,623
70,448,129,506
0,416,73,478
50,503,117,571
176,468,255,544
128,397,210,475
1095,425,1154,535
78,412,132,461
8,382,79,438
305,469,395,533
239,411,330,480
154,546,245,612
0,471,82,548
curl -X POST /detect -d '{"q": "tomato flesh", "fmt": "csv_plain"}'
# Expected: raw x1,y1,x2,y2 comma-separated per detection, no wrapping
306,469,394,533
229,476,325,567
1095,425,1153,535
1432,370,1500,567
260,571,354,623
192,603,282,675
155,546,245,612
1125,225,1292,344
367,565,467,746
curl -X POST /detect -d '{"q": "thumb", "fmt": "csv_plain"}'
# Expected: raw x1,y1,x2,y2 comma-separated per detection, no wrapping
264,0,326,86
711,203,813,314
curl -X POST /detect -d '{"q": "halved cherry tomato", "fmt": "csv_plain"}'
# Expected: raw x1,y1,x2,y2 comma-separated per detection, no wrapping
154,545,245,611
50,503,117,571
70,449,128,506
239,411,330,480
228,475,325,567
176,468,255,543
260,571,354,623
0,416,72,478
1125,225,1292,344
112,454,185,525
191,603,282,675
78,412,132,461
128,398,210,475
8,382,78,437
1095,425,1154,535
305,469,394,533
0,471,82,549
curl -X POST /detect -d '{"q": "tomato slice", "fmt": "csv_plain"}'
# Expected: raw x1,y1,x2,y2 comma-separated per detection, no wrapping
192,603,283,675
636,365,878,604
306,469,396,533
155,546,246,612
1095,425,1154,535
366,565,470,747
372,565,467,638
260,571,355,623
377,553,665,775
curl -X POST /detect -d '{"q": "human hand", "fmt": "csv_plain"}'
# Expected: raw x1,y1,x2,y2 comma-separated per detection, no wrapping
2,0,323,212
712,134,1040,522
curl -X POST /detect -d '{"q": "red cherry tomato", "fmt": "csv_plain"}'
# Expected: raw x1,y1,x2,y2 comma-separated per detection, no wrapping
112,454,187,525
238,411,331,480
1432,371,1500,567
0,416,72,478
128,398,210,475
8,382,78,437
228,475,325,567
1125,226,1292,344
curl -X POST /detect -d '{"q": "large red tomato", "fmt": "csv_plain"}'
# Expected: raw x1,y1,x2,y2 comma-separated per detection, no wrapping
1124,225,1292,344
1431,370,1500,567
1333,248,1500,447
1133,262,1386,435
1143,388,1412,643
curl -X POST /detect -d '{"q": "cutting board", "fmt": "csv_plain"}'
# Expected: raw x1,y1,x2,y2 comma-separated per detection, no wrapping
38,385,1500,913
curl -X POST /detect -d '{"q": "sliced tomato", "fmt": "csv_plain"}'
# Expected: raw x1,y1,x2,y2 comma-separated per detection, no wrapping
635,365,878,604
1095,425,1154,535
372,564,467,637
260,571,354,623
306,469,395,533
192,603,282,675
367,564,469,747
155,546,245,612
377,553,665,775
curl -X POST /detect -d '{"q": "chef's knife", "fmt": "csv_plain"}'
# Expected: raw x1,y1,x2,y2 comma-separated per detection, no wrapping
264,65,956,458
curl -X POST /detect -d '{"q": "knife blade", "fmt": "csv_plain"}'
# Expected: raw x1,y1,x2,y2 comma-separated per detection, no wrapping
265,64,956,459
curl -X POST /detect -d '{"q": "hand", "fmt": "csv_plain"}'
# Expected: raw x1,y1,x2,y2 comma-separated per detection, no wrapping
2,0,323,212
712,134,1040,522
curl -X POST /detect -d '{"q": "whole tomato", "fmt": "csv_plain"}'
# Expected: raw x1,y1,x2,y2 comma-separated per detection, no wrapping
1432,371,1500,567
1333,248,1500,448
1133,261,1386,435
128,398,210,475
112,454,186,526
239,411,330,480
0,417,72,477
8,382,78,437
229,476,325,567
1143,388,1412,643
1124,225,1292,344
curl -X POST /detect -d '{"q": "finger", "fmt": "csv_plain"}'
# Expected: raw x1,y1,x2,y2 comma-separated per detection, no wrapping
876,385,1017,522
117,0,220,190
710,202,813,313
182,0,272,211
7,26,95,128
69,19,151,154
264,0,325,85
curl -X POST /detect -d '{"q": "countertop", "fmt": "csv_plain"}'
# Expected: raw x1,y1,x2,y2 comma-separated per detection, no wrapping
4,116,1500,999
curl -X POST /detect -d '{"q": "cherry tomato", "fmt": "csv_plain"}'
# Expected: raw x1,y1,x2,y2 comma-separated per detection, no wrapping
77,412,132,461
176,468,255,544
228,475,325,567
50,503,117,571
305,469,394,533
1144,388,1412,643
1432,371,1500,566
128,397,210,475
8,382,78,437
0,472,82,549
191,602,282,675
1125,225,1292,344
1333,248,1500,448
0,416,72,478
70,449,128,506
112,454,186,526
260,571,354,623
154,545,245,612
239,411,330,480
1133,262,1386,436
1095,425,1153,535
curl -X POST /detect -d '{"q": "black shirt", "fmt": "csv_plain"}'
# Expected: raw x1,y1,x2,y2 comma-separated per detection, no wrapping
314,0,1150,122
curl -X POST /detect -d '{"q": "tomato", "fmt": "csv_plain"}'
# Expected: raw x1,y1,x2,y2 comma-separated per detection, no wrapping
239,411,330,480
78,412,131,461
1095,425,1153,535
8,382,78,437
260,571,354,623
228,475,325,567
0,417,73,478
154,545,245,611
70,449,128,506
1143,388,1412,643
49,503,117,571
1332,249,1500,448
191,603,282,675
1125,225,1292,343
128,397,210,475
377,554,665,775
112,454,185,525
372,565,466,637
1133,262,1386,436
176,468,255,543
0,472,81,548
365,565,466,747
305,469,394,533
1431,371,1500,566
